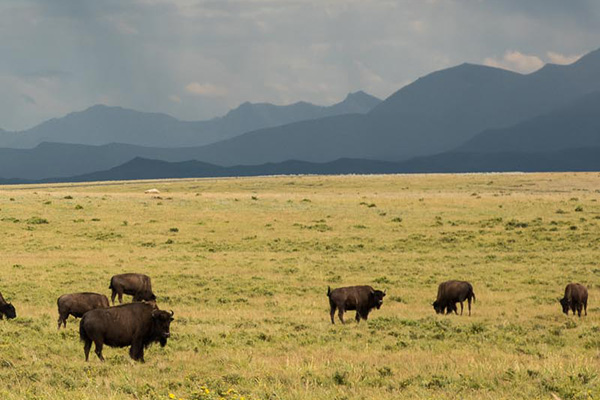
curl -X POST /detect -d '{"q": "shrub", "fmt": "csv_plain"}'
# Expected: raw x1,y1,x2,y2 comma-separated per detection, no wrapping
26,217,48,225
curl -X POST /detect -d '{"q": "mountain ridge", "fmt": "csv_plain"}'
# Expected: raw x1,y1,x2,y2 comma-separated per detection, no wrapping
0,91,381,149
166,47,600,166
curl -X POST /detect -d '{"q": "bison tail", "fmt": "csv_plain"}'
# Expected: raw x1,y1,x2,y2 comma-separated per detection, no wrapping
327,286,331,297
472,291,476,303
79,318,89,342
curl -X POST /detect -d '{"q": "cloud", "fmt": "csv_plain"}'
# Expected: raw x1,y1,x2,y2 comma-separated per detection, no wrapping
546,51,582,65
168,94,182,103
483,51,545,73
185,82,228,97
0,0,599,129
22,94,37,105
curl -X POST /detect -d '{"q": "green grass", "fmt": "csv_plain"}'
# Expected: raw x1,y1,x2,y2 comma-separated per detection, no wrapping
0,173,599,399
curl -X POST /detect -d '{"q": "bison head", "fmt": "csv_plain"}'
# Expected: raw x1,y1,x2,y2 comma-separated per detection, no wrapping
0,303,16,319
559,297,569,315
432,300,443,314
371,289,386,310
134,291,157,302
152,309,174,347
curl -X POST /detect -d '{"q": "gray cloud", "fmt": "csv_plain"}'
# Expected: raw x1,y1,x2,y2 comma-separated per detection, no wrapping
0,0,599,130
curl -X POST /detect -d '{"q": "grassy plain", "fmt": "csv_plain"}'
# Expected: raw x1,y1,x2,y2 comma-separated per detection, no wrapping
0,173,599,400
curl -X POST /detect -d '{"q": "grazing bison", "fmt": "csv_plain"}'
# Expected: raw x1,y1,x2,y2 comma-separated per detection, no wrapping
109,273,156,304
79,302,174,362
57,292,109,329
433,280,476,316
559,283,588,317
0,292,16,320
327,285,386,324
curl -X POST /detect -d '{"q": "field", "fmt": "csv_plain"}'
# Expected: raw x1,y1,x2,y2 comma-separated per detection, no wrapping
0,173,599,400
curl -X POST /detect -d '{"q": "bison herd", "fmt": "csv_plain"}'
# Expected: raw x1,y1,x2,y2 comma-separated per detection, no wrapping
21,272,172,363
0,275,592,361
326,280,589,324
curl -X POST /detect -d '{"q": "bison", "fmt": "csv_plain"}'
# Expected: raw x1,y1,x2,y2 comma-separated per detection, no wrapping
433,280,476,316
0,292,16,320
57,292,109,329
79,302,174,362
559,283,588,317
109,273,156,304
327,285,386,324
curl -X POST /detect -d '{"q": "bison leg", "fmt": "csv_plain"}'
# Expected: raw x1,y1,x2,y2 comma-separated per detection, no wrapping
467,297,472,316
129,342,144,362
329,303,336,325
110,290,117,305
584,299,588,316
58,313,69,329
577,303,583,318
93,340,105,362
338,308,346,324
83,339,92,362
459,301,464,315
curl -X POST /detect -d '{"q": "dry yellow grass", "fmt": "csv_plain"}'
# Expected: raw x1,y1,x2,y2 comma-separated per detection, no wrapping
0,173,599,399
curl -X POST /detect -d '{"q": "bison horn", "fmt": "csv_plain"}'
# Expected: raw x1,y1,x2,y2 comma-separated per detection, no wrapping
169,310,174,317
384,289,387,294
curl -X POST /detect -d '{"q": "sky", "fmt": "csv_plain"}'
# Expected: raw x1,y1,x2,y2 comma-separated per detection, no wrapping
0,0,598,131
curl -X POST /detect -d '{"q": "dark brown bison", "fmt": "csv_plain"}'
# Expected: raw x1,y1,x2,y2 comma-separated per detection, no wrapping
0,292,16,320
327,285,386,324
559,283,588,317
433,280,476,316
109,273,156,304
57,292,109,329
79,302,174,362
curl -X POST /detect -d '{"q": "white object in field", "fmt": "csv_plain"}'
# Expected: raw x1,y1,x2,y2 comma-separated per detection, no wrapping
144,189,160,194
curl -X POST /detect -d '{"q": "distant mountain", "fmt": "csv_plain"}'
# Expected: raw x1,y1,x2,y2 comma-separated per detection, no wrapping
59,157,402,182
392,147,600,173
0,91,381,149
458,91,600,153
32,146,600,184
168,47,600,166
0,142,215,180
3,48,600,181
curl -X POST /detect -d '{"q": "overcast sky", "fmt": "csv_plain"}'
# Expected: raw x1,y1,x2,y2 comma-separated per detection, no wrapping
1,0,598,131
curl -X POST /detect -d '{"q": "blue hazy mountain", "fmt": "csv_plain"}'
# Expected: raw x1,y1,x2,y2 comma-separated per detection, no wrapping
458,91,600,153
2,145,598,185
0,91,380,149
2,49,600,180
172,48,600,166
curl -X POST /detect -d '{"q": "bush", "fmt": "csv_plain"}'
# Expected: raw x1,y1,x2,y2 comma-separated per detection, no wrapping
26,217,48,225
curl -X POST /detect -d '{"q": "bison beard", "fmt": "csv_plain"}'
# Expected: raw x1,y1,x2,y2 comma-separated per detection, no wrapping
79,302,173,362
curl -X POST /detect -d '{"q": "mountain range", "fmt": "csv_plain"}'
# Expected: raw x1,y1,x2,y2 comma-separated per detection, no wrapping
182,48,600,166
1,47,600,182
0,91,380,149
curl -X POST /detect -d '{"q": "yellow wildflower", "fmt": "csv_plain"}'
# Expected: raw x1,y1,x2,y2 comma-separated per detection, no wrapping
169,394,176,399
